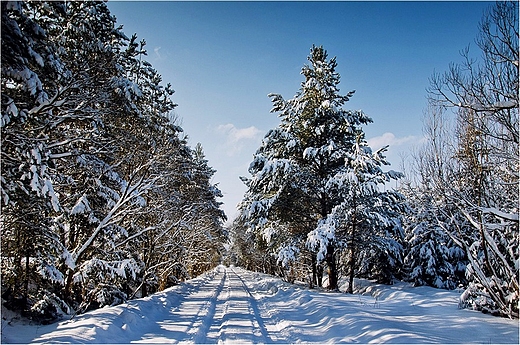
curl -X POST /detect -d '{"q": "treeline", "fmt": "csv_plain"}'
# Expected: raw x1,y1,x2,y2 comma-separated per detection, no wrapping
1,1,226,322
231,2,518,318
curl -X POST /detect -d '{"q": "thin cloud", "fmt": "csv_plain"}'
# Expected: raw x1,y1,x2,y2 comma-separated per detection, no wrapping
368,132,425,150
367,132,427,169
216,123,263,156
217,123,263,143
154,47,162,59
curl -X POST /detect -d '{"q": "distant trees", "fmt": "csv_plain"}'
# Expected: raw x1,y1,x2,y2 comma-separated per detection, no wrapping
237,46,404,291
404,1,518,318
1,1,225,322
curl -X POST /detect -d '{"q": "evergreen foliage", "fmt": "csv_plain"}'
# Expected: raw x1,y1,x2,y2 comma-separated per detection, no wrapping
401,182,467,289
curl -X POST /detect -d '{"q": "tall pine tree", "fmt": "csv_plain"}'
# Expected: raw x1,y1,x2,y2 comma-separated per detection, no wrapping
239,46,402,290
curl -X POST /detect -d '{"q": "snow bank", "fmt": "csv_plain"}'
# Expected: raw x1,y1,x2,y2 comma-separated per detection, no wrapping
243,270,518,344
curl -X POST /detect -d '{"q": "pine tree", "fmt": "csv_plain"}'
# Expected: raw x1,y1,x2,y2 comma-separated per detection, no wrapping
401,182,467,289
308,135,405,291
240,46,403,290
183,143,227,276
1,1,70,317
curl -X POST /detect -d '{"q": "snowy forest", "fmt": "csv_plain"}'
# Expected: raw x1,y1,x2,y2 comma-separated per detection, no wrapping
1,0,518,325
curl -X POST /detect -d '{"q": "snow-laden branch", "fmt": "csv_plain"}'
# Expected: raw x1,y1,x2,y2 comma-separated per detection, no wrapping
71,164,157,263
28,85,70,116
458,207,518,288
481,207,519,222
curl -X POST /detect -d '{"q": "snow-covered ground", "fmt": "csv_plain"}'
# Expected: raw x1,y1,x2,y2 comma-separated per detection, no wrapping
2,265,518,344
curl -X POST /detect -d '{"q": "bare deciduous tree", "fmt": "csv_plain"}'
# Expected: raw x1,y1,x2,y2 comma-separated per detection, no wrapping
419,1,518,318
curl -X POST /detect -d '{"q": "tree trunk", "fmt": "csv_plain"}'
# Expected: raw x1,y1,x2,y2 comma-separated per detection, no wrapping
141,280,148,298
317,263,323,287
311,254,316,289
326,244,338,290
347,245,356,294
24,249,30,310
348,194,357,294
64,270,74,302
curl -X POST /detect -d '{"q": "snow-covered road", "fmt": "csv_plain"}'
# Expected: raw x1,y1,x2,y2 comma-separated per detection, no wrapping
3,265,519,344
136,266,277,344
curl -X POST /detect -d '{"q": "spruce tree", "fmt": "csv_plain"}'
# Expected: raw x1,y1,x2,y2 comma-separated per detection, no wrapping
308,134,405,291
401,183,467,289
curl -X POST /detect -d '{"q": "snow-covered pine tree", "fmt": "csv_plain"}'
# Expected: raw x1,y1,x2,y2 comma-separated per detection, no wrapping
240,46,404,290
180,143,227,277
308,134,405,292
110,69,223,294
0,0,132,317
1,1,72,319
2,1,226,319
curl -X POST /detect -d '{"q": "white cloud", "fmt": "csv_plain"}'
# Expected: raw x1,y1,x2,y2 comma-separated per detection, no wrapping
215,123,263,156
367,132,424,150
154,47,162,59
217,123,262,143
367,132,426,169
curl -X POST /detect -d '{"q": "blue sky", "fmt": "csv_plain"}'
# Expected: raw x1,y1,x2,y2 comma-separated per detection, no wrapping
107,1,492,221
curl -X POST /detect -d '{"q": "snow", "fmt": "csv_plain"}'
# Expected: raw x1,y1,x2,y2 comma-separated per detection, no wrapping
29,165,40,192
2,265,518,344
286,139,297,149
276,245,299,268
6,98,18,118
321,100,331,109
306,219,336,261
493,100,517,109
70,195,91,215
302,147,317,159
42,179,61,212
28,46,45,67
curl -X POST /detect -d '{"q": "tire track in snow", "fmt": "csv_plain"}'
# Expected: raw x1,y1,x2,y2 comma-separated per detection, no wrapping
135,267,229,343
136,266,277,343
186,269,227,342
229,267,276,343
193,267,274,344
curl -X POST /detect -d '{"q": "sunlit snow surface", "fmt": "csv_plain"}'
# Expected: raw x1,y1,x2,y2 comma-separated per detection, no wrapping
3,266,518,344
